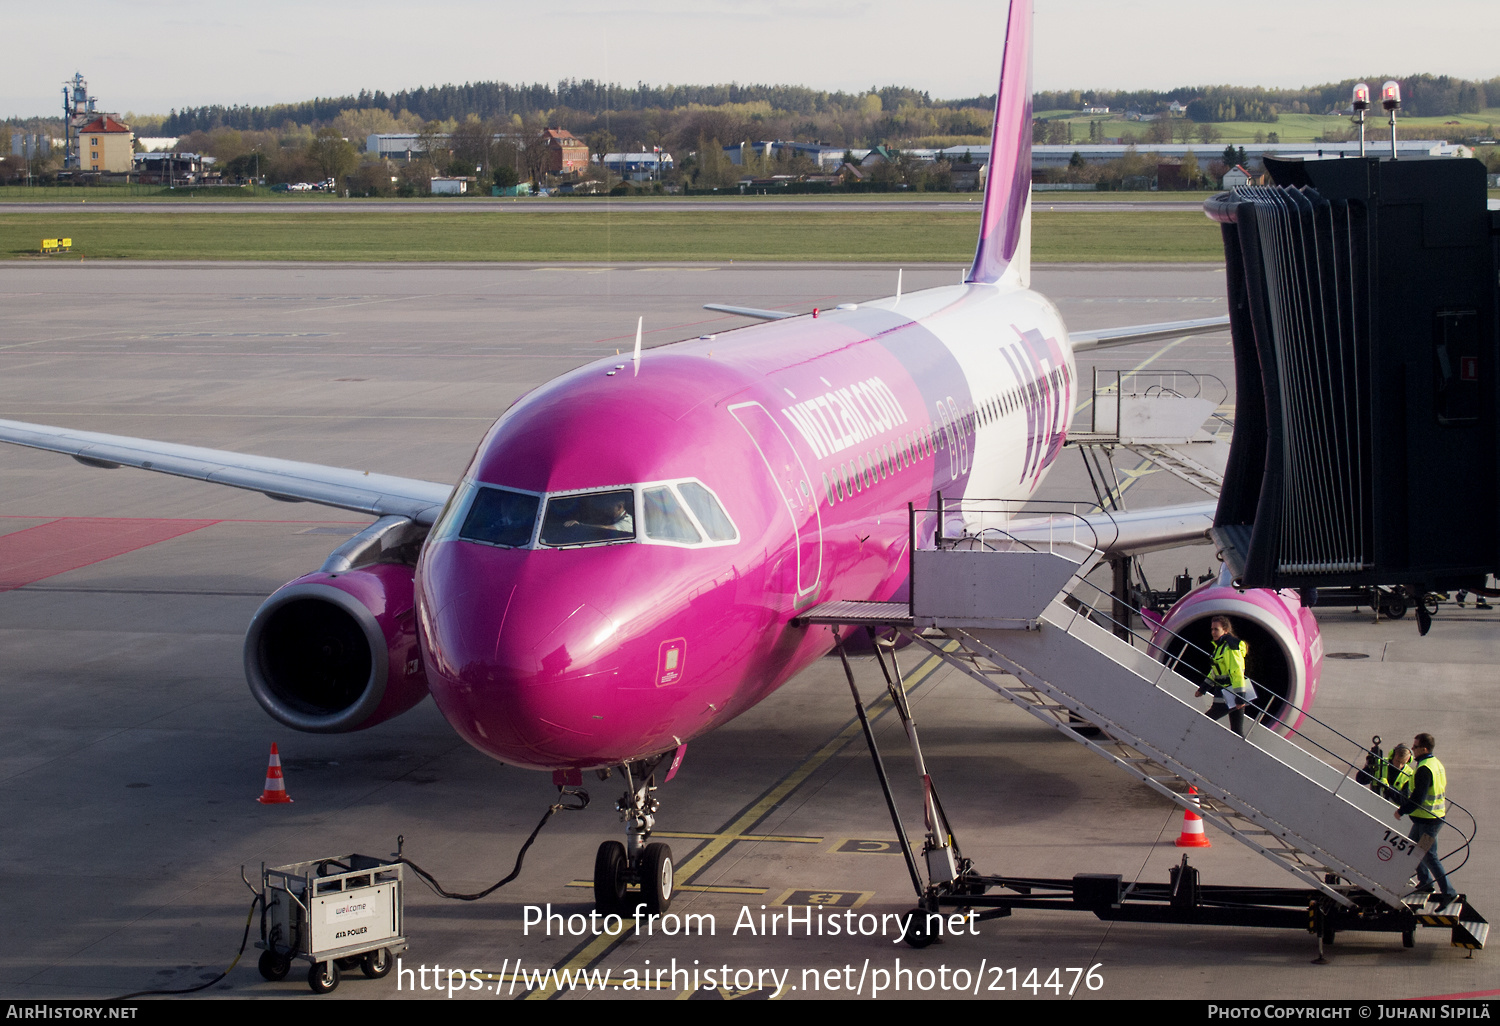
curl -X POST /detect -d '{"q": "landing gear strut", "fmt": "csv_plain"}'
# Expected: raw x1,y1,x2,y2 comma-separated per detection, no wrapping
593,755,674,917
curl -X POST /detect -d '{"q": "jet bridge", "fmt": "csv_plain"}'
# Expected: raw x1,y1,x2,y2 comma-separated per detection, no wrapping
797,503,1487,954
1206,156,1500,601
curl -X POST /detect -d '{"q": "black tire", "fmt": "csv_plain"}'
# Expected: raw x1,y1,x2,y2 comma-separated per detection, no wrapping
1383,595,1407,619
903,908,935,949
594,840,629,915
1402,929,1415,948
361,948,393,979
638,842,674,916
257,950,291,981
309,960,340,994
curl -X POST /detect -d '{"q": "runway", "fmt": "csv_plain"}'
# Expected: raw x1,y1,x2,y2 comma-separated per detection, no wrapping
0,262,1493,1001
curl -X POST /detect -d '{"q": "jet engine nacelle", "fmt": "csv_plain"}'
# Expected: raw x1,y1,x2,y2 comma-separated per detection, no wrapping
244,563,428,733
1148,583,1323,736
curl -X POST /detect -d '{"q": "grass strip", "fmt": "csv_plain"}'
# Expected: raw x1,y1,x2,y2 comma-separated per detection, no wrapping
0,210,1225,263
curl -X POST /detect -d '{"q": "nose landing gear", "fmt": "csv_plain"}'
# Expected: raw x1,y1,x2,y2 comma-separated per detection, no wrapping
593,755,674,917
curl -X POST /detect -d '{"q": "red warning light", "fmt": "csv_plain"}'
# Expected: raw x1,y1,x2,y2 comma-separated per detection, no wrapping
1381,80,1402,110
1352,82,1370,110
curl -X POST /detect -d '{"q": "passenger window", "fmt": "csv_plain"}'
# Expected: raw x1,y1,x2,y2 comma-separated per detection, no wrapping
459,486,540,548
678,482,737,542
643,486,701,544
540,489,636,546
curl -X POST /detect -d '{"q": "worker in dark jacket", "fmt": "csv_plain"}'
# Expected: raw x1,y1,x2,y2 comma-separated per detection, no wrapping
1393,732,1451,900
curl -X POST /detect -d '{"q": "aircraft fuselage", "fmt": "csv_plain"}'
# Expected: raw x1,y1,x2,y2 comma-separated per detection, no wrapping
416,281,1073,770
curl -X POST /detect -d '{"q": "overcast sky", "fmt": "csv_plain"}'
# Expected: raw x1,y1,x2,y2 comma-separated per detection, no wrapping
3,0,1495,119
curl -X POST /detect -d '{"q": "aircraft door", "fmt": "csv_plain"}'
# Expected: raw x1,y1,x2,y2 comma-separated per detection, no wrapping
729,402,823,596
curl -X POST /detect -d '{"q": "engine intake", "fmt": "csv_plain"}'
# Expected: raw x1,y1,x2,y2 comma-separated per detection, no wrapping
245,563,428,733
1149,583,1323,736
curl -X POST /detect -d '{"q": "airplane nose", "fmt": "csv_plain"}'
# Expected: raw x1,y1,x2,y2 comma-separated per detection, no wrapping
418,541,626,768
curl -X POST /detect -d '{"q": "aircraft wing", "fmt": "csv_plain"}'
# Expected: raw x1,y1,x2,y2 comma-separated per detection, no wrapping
0,418,453,524
703,303,798,321
1005,501,1218,559
1069,315,1230,352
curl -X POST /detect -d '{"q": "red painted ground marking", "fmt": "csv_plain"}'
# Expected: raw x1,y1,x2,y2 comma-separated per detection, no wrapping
0,517,221,591
1420,988,1500,1000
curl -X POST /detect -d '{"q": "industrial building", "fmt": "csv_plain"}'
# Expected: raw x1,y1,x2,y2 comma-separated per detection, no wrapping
363,128,590,177
599,151,673,181
132,152,215,186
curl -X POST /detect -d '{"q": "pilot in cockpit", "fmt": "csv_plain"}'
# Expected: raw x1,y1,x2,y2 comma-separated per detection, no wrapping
566,496,634,535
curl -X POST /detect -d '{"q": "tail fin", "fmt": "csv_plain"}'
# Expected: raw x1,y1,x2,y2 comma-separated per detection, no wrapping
966,0,1032,288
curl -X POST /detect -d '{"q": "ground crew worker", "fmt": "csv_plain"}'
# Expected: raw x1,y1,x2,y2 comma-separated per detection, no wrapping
1393,732,1451,900
1383,743,1415,803
1197,615,1251,737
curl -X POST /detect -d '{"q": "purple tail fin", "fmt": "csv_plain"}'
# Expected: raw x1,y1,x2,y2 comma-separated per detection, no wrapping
966,0,1032,286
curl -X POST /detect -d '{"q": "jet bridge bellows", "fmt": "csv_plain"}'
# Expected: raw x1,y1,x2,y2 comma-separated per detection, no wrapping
1205,156,1500,592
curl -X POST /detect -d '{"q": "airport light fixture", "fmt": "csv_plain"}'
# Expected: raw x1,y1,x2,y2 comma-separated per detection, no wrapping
1381,80,1401,158
1352,82,1370,157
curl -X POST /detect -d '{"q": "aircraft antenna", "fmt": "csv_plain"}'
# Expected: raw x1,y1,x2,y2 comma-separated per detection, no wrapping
896,268,903,306
633,316,643,376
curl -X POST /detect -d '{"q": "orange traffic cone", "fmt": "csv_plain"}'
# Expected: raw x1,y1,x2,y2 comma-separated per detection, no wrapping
1174,786,1211,847
257,743,293,804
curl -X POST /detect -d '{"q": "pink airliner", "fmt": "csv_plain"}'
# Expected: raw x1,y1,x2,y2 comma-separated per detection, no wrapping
0,1,1321,917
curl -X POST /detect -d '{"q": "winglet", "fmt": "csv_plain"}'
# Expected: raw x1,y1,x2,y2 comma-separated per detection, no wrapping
966,0,1032,288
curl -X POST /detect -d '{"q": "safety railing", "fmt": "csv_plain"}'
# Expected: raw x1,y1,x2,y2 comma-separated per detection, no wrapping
929,495,1103,555
1086,367,1229,436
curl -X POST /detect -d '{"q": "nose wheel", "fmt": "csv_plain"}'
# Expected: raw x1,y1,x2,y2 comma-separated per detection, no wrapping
593,756,675,916
594,840,629,914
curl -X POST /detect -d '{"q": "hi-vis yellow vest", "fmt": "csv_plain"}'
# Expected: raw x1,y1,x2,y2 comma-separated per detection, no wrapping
1209,637,1248,694
1411,756,1447,819
1386,760,1414,798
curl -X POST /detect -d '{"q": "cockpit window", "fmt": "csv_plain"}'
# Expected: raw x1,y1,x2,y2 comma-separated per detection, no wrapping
459,486,540,548
540,489,636,547
678,482,737,542
643,486,701,544
436,479,735,551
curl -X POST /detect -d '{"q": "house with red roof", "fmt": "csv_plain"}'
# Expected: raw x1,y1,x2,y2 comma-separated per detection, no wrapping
541,129,589,176
76,115,134,173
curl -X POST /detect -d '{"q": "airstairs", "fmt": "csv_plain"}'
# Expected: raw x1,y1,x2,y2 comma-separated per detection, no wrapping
1067,368,1230,501
798,505,1487,952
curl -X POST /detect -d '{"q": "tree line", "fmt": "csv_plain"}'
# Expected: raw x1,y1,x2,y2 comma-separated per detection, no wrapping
148,82,960,137
132,72,1500,139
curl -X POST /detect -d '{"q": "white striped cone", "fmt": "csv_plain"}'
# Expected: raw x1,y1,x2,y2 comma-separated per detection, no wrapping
1174,786,1211,847
257,743,293,804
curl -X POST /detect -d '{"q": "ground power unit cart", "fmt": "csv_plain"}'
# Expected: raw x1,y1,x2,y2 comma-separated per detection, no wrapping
254,853,408,993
